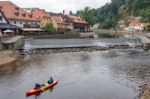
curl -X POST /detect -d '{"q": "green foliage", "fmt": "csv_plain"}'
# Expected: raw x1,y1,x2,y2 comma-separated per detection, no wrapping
43,23,55,32
76,0,150,29
79,7,97,26
125,0,150,22
147,26,150,31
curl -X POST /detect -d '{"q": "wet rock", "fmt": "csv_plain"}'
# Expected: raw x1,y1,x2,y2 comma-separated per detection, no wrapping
139,84,150,99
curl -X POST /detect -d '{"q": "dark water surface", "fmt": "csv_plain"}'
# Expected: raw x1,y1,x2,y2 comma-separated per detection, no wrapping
0,49,150,99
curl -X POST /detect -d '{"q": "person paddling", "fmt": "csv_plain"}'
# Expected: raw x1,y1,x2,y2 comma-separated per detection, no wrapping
34,83,41,90
47,77,53,84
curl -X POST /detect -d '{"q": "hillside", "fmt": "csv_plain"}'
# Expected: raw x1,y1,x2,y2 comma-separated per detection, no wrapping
76,0,150,29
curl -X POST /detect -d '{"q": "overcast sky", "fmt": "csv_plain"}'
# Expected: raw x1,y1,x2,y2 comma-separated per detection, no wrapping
3,0,110,13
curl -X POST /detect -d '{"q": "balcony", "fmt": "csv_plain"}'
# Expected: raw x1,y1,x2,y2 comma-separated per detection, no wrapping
23,24,40,28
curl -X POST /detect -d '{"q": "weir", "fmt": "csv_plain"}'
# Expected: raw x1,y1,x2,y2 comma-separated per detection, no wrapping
23,38,142,50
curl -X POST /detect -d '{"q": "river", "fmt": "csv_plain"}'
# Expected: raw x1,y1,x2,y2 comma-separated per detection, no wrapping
0,48,150,99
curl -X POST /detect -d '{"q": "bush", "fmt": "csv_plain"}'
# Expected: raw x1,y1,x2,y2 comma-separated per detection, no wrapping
43,23,56,32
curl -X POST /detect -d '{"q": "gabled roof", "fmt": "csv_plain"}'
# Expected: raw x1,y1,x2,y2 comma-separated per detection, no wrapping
30,8,49,20
49,12,62,16
0,23,20,29
0,10,9,23
51,16,66,24
65,15,88,24
0,1,38,21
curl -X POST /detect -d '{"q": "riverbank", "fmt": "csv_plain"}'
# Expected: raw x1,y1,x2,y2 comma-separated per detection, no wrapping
0,50,19,67
139,84,150,99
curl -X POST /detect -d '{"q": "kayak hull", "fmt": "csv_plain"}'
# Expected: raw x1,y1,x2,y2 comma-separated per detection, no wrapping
26,80,58,96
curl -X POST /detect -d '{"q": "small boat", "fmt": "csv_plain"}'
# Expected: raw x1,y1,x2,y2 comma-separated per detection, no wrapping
26,80,58,96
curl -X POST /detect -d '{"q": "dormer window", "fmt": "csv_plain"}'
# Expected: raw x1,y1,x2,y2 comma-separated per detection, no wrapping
15,7,19,10
29,15,32,18
22,13,26,17
15,12,19,16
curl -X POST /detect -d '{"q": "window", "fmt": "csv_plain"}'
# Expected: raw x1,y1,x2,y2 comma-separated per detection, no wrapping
0,16,2,20
14,21,16,24
15,7,19,10
15,12,19,16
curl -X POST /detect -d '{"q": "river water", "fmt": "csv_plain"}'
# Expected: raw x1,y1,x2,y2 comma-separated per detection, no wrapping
0,49,150,99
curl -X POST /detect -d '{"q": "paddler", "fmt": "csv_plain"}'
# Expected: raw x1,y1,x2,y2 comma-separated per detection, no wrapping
34,83,41,89
47,77,53,84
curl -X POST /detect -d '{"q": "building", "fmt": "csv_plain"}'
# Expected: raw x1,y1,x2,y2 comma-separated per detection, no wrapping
51,15,67,33
24,8,53,28
30,8,52,28
129,21,144,32
63,15,89,32
0,1,40,33
0,10,20,35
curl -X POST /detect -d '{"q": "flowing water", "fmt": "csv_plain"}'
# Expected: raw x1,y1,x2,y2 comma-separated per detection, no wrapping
0,49,150,99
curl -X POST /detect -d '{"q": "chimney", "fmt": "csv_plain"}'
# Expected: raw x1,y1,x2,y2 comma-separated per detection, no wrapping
63,10,65,15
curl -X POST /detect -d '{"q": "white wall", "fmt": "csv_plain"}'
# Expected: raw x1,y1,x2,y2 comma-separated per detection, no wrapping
0,12,7,24
9,19,40,28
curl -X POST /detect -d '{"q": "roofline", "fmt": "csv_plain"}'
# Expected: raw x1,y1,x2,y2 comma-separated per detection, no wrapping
0,10,9,23
8,18,40,22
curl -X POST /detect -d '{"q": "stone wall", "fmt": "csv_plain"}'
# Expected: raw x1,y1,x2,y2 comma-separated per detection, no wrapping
0,42,2,50
2,36,24,50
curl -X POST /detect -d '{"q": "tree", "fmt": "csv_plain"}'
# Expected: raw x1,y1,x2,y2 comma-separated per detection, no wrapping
76,0,150,29
43,23,55,32
69,11,73,15
80,7,97,26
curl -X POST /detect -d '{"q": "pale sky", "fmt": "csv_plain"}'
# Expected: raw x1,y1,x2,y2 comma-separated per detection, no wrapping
2,0,110,13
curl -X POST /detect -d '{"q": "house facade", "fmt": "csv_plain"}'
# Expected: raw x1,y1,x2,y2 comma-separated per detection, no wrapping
24,8,53,28
0,1,40,29
64,15,89,32
51,15,67,33
0,11,8,24
0,10,20,35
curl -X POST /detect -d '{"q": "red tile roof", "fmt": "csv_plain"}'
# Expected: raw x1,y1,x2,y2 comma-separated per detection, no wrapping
31,8,50,20
66,15,87,24
0,1,38,21
51,16,66,24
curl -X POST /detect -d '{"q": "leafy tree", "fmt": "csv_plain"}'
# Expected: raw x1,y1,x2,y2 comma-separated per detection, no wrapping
69,11,73,15
76,0,150,29
43,23,55,32
80,7,97,26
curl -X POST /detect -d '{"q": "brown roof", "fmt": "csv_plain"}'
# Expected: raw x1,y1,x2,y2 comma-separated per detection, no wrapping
66,15,87,24
31,8,50,20
0,1,38,21
49,12,62,16
51,16,66,24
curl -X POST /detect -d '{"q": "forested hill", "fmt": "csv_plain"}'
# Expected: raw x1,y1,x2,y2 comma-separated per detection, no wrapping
76,0,150,29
